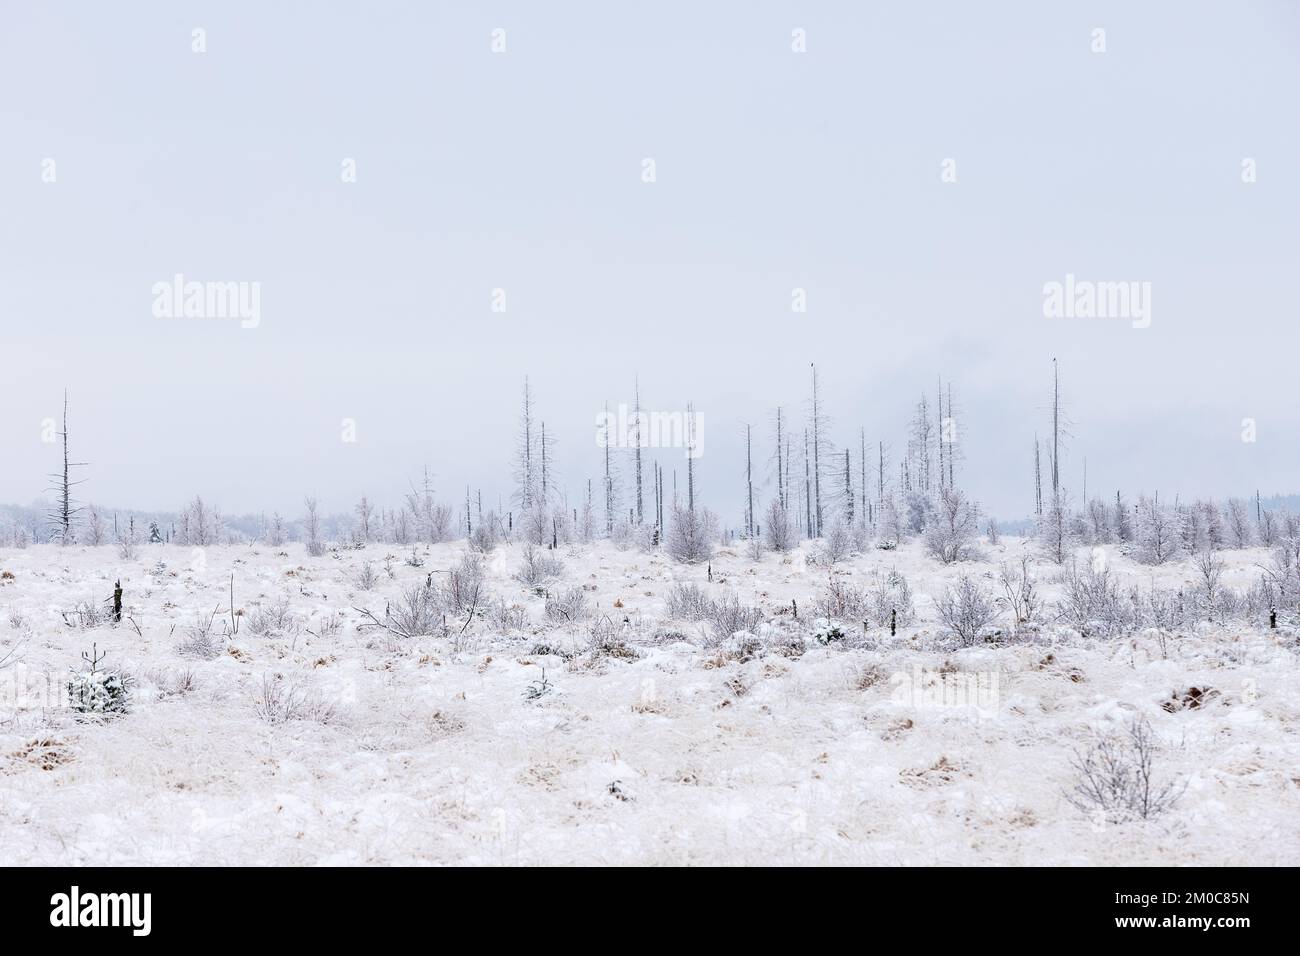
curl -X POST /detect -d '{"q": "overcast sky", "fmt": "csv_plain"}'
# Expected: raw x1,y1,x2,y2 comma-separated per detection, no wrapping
1,1,1297,524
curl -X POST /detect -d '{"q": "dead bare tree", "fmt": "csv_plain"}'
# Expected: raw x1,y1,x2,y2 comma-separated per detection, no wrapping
47,389,88,544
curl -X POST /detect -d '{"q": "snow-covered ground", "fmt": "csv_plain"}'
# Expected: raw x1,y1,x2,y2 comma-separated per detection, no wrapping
1,537,1297,865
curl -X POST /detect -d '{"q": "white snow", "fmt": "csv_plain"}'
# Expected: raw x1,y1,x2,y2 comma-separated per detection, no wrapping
0,537,1297,865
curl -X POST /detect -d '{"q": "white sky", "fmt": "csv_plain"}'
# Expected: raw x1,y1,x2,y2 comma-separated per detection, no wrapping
1,1,1297,523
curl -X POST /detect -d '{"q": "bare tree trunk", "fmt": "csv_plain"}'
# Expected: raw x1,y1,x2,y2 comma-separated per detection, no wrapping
745,424,754,538
810,364,823,536
686,403,696,513
633,378,643,524
1052,358,1060,496
775,407,784,510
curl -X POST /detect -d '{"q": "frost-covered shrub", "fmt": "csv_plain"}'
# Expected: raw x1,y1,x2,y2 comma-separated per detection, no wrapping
1056,561,1132,638
61,601,108,629
487,599,528,633
515,543,564,589
245,597,299,638
545,586,589,624
391,584,443,637
664,582,711,621
667,505,718,564
253,674,336,725
352,562,379,591
67,647,131,716
1065,717,1184,823
1130,585,1186,633
867,569,916,628
815,577,870,624
178,609,225,659
810,617,846,645
437,554,487,614
764,500,796,553
997,557,1041,630
812,519,853,566
936,575,1001,646
924,486,981,564
704,592,763,641
1134,495,1182,565
469,513,503,553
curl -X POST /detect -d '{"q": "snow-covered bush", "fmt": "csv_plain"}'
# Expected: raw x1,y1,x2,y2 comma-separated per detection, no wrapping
487,599,528,632
703,592,763,642
763,499,796,553
245,597,299,638
997,557,1041,631
812,519,853,566
664,582,711,620
1056,561,1131,637
352,562,379,591
1038,490,1075,564
515,543,564,589
177,608,225,659
357,583,442,639
437,554,487,613
1135,495,1181,565
253,674,336,725
545,586,589,624
667,504,718,564
867,568,916,628
815,577,869,624
936,575,1000,646
810,617,846,646
67,646,131,716
924,486,981,564
1065,716,1184,823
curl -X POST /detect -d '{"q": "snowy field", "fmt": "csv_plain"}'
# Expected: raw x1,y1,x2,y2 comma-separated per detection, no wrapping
1,536,1298,866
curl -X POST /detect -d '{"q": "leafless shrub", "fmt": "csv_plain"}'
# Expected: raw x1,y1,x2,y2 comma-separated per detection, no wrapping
487,599,528,632
311,611,344,639
812,519,853,566
356,583,442,640
253,674,337,725
867,569,916,627
1131,585,1186,633
704,592,764,642
936,575,1000,646
352,562,379,591
303,496,326,557
61,601,108,630
763,499,795,553
1056,560,1132,638
545,586,589,624
997,557,1041,631
814,577,870,624
515,543,564,589
177,607,225,659
985,518,1001,545
924,486,981,564
437,553,487,614
245,597,299,638
1192,549,1225,613
664,582,711,621
1065,716,1184,823
666,504,718,564
149,667,197,699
